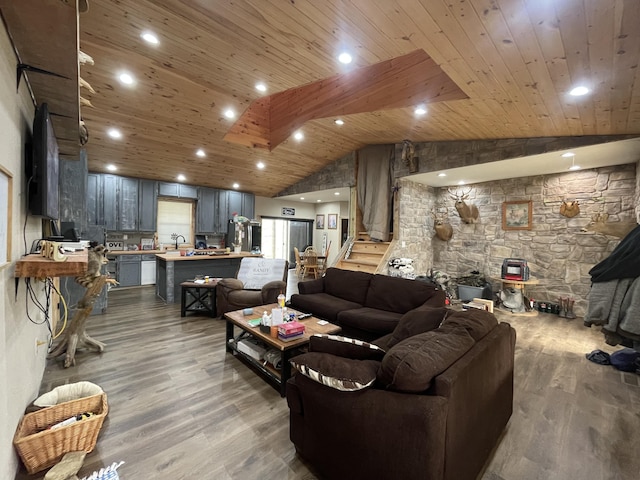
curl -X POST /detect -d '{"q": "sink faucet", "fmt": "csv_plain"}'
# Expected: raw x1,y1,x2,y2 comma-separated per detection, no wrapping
174,235,186,250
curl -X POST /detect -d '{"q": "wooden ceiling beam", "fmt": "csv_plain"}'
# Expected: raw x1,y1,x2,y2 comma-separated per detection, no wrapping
224,49,468,151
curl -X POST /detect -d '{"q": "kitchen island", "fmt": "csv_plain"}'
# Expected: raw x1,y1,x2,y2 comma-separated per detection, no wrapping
156,251,262,304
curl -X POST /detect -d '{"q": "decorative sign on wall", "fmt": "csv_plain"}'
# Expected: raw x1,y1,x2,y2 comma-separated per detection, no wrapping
282,207,295,216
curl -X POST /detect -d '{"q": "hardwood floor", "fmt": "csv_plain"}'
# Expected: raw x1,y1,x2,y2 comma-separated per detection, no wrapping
15,277,640,480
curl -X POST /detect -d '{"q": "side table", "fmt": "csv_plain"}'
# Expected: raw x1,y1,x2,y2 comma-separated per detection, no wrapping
498,278,540,316
180,280,219,318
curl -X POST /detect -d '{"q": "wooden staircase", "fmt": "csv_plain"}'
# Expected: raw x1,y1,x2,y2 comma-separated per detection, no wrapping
334,235,394,274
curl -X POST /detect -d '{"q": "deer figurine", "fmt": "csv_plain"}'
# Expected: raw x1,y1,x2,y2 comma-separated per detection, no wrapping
431,209,453,241
448,187,479,224
581,213,638,238
559,200,580,218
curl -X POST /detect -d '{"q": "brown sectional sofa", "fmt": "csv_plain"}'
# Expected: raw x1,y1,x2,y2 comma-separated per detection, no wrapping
286,308,516,480
289,268,446,341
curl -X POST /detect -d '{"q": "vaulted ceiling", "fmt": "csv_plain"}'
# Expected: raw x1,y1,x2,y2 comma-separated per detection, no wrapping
5,1,640,198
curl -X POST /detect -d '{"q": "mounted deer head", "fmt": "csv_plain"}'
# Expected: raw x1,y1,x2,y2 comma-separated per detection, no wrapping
431,209,453,241
401,139,418,173
581,213,638,238
560,200,580,218
448,187,479,224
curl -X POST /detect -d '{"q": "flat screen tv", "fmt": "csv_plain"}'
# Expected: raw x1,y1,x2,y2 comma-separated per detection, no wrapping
27,103,59,220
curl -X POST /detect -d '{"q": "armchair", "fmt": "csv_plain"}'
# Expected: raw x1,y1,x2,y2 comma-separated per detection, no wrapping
216,257,288,315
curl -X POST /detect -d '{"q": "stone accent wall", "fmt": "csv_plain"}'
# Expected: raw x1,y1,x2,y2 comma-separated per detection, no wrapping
429,164,637,316
276,151,355,196
387,179,436,274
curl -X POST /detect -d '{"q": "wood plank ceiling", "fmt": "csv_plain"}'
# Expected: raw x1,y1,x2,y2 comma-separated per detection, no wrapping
45,1,640,196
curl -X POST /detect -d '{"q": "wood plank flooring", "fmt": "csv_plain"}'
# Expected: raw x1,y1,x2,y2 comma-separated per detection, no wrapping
15,277,640,480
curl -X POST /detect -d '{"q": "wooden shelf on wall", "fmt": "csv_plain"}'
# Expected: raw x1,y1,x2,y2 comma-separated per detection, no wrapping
15,251,87,278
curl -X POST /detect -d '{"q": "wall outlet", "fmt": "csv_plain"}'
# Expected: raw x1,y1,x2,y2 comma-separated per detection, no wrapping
123,234,128,240
402,241,406,248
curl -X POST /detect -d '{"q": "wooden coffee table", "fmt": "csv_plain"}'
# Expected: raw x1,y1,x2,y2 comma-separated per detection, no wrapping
224,304,340,396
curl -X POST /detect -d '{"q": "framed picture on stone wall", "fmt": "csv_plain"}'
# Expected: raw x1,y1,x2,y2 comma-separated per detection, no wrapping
502,200,532,230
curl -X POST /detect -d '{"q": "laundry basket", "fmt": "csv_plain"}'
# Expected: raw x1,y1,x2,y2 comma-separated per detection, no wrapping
13,393,108,474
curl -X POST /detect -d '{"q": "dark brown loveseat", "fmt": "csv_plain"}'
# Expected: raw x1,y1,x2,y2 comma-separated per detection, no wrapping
289,268,446,341
287,308,516,480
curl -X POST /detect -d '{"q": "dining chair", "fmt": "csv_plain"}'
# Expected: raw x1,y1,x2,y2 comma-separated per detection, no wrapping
294,246,305,277
302,248,319,279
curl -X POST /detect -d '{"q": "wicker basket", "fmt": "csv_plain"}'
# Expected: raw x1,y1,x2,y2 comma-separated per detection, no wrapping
13,393,108,474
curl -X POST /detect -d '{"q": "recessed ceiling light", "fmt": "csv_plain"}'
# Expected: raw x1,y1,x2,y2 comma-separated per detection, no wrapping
338,52,352,64
141,32,159,45
300,197,305,200
316,199,322,203
569,86,590,96
293,131,304,141
561,152,575,158
177,174,186,181
196,149,206,158
118,72,134,85
438,172,447,177
334,119,344,125
107,128,122,139
458,180,466,185
334,192,340,196
233,183,240,189
414,105,427,116
106,164,117,171
224,109,236,119
255,83,267,92
568,165,581,171
257,161,265,169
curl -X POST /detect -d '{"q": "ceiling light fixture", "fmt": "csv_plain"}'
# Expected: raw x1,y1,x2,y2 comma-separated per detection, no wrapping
118,72,134,85
334,119,344,125
255,83,267,92
338,52,352,64
233,183,240,189
293,131,304,141
561,152,575,158
569,86,590,96
141,32,159,45
107,128,122,139
458,180,466,185
224,109,236,119
177,174,186,181
334,192,340,196
106,164,117,171
438,172,447,177
196,149,206,158
316,199,322,202
414,105,427,116
300,197,305,200
257,161,265,169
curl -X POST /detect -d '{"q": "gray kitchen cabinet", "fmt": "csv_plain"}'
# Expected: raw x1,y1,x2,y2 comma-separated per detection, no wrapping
196,187,217,233
87,173,101,226
216,189,229,231
158,182,198,199
118,177,139,231
117,255,141,287
138,179,157,232
242,192,255,220
102,175,118,231
227,191,243,219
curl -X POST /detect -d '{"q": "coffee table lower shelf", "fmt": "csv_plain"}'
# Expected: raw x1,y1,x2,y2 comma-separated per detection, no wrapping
225,333,298,397
224,304,340,397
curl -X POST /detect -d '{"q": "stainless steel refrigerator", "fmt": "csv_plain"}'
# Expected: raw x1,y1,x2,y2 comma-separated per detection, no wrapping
227,220,262,253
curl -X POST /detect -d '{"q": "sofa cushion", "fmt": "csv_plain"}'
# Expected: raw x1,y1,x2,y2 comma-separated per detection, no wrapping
323,268,372,305
290,293,362,323
290,352,380,391
338,307,404,337
378,328,475,393
364,275,441,313
439,309,498,341
387,306,450,348
310,334,386,360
